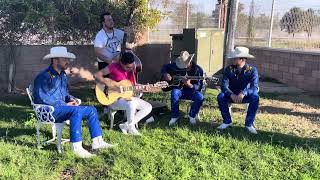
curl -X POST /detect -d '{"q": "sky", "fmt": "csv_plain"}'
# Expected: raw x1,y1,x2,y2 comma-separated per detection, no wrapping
188,0,320,15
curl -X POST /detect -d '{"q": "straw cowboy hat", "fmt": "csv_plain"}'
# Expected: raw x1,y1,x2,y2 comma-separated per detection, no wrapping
227,46,254,59
43,46,76,61
175,51,195,69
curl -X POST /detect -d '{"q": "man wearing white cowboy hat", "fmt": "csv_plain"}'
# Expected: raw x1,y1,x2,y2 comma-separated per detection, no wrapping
33,46,115,158
217,46,259,134
161,51,205,126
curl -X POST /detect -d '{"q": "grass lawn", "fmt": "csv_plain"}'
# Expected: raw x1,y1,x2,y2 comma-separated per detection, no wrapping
0,88,320,179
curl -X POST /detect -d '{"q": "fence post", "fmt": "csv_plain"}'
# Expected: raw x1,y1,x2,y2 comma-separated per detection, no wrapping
268,0,275,47
224,0,239,67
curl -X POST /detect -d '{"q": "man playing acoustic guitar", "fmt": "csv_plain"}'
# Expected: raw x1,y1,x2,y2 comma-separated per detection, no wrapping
161,51,205,126
95,52,153,136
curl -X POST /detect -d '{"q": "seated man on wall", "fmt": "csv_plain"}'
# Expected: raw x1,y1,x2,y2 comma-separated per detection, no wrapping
161,51,205,126
33,46,114,158
217,46,259,134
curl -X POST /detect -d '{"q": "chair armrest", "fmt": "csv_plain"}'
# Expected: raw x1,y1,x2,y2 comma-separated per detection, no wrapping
33,104,55,112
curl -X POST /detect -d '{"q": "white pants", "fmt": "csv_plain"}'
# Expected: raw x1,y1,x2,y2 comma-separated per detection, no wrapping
109,97,152,126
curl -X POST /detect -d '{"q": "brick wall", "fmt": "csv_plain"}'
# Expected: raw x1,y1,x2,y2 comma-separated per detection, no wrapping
0,44,171,92
247,47,320,92
1,45,97,91
1,45,318,93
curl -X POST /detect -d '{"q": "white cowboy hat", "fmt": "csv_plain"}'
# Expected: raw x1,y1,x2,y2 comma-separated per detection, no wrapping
43,46,76,61
227,46,254,59
175,51,195,69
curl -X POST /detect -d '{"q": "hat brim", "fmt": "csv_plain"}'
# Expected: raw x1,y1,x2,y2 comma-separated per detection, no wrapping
43,52,76,61
227,52,254,59
175,54,194,69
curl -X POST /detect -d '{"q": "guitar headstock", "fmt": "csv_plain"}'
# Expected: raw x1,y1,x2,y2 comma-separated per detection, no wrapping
205,76,220,83
153,81,169,88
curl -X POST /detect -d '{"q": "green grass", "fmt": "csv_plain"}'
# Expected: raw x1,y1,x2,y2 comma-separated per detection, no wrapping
0,88,320,179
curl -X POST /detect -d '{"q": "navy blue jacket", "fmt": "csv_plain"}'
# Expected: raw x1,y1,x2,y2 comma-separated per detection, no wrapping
33,65,73,106
222,63,259,96
161,62,204,91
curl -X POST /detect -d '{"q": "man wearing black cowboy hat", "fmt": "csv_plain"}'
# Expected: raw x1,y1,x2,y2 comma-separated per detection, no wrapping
217,46,260,134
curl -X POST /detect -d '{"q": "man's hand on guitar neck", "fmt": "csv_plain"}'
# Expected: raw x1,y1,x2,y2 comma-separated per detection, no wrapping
181,77,193,88
163,73,172,81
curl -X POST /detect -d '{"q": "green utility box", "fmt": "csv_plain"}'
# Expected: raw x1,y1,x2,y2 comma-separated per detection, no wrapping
170,28,224,76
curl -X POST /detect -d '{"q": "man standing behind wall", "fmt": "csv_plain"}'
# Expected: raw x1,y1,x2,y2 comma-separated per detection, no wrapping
94,12,126,70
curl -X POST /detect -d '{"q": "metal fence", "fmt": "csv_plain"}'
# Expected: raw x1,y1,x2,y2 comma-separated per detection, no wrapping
235,0,320,51
148,0,218,43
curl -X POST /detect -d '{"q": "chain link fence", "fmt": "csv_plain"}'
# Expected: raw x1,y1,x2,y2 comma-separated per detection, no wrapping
148,0,218,43
235,0,320,51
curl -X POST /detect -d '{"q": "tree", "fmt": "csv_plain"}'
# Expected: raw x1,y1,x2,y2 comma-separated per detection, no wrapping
170,0,195,30
246,0,255,45
0,0,162,92
304,8,316,39
280,7,320,38
280,7,304,37
0,0,162,45
0,0,35,92
235,3,248,38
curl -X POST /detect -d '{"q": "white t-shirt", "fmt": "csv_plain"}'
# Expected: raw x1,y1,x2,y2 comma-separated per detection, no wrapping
94,28,125,62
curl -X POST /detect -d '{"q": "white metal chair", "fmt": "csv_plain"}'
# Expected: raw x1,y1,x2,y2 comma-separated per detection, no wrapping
26,85,80,153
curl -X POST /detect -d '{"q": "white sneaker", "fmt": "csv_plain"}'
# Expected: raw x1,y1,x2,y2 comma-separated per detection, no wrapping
189,116,197,125
169,118,178,126
92,136,115,150
119,123,128,134
128,125,141,136
217,123,232,129
246,126,258,134
71,141,94,158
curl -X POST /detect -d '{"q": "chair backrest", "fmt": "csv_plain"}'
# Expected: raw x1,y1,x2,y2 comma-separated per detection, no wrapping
26,84,34,105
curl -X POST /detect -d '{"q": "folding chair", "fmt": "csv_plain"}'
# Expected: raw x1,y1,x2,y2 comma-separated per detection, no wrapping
26,85,81,153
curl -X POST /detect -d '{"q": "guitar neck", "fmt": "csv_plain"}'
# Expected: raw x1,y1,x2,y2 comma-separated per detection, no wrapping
173,76,205,80
121,84,157,92
134,84,157,90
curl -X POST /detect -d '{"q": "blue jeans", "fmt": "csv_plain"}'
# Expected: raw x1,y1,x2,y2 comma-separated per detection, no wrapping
53,105,103,143
217,92,259,126
171,88,204,118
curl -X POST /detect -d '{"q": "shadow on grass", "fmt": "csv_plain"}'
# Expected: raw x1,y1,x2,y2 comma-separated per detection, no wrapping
0,127,60,151
259,105,320,121
146,119,320,152
260,92,320,110
0,94,30,106
0,104,32,123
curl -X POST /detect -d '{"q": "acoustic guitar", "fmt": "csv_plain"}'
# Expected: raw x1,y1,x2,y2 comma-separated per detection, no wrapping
95,80,169,106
